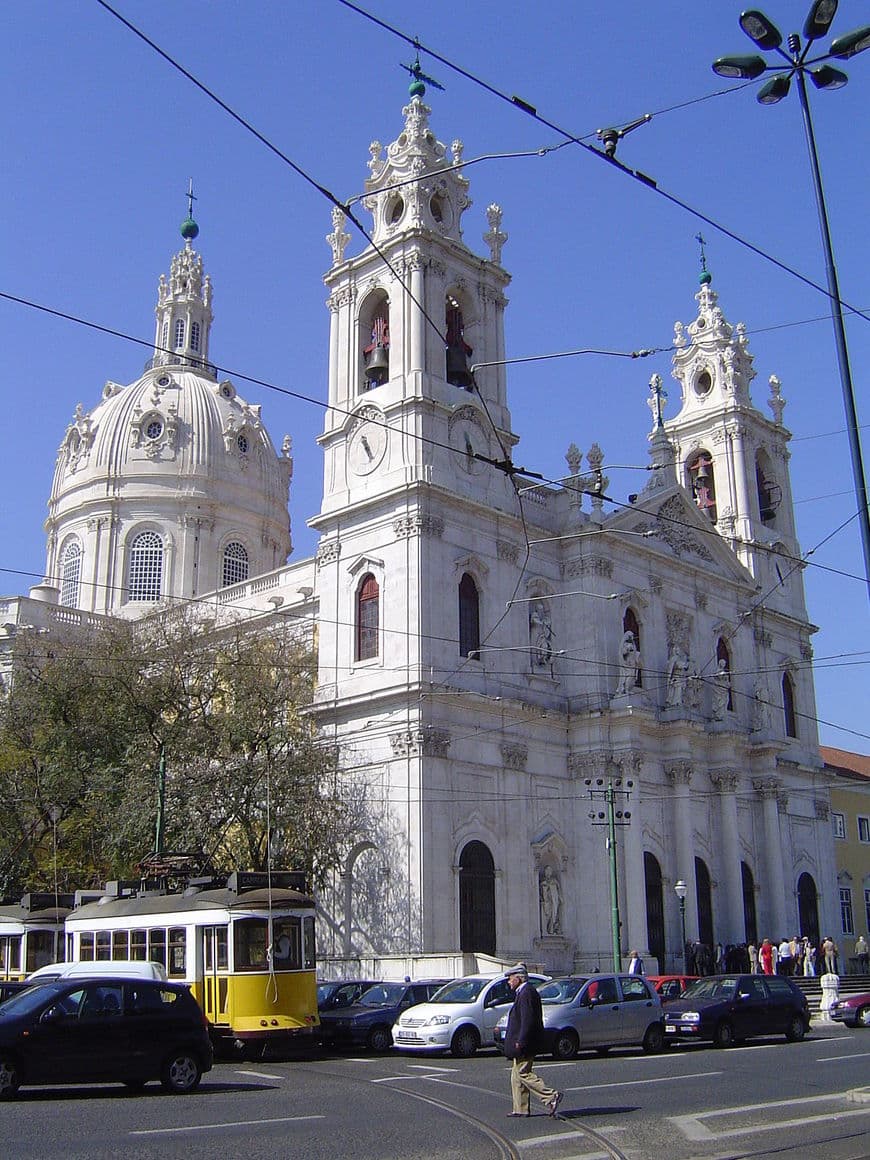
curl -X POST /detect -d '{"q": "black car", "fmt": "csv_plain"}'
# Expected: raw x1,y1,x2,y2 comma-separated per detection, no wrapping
0,977,213,1098
319,980,449,1052
317,979,378,1013
663,973,810,1048
0,981,32,1005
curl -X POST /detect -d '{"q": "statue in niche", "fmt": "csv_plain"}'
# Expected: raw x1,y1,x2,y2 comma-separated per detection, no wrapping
751,681,771,732
530,600,554,668
616,630,641,695
686,669,704,712
665,646,691,707
540,865,563,935
711,659,731,720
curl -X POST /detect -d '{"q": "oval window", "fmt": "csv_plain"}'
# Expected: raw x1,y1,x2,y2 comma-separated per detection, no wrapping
695,369,712,396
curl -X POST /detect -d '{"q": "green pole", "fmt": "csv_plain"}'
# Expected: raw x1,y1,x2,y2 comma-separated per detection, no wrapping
155,745,166,855
606,781,622,972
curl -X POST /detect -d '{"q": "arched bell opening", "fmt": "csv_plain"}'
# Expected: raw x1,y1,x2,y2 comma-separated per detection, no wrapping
360,291,390,390
688,449,717,523
445,294,473,390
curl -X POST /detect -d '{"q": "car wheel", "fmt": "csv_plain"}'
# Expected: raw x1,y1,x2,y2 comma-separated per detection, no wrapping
857,1005,870,1029
366,1025,393,1053
643,1023,665,1053
713,1020,734,1049
450,1026,479,1058
785,1014,806,1042
0,1057,20,1100
594,1045,611,1057
552,1029,579,1060
160,1051,203,1094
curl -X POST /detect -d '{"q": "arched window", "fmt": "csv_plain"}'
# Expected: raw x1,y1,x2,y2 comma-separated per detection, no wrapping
161,320,169,350
362,299,390,389
741,862,758,945
459,841,495,955
445,295,473,388
173,319,185,349
688,450,717,522
355,573,379,661
782,672,797,738
190,321,201,353
127,531,163,602
695,857,714,950
755,452,781,525
623,607,642,688
59,541,82,608
222,542,249,588
716,637,733,710
644,852,664,971
458,573,480,658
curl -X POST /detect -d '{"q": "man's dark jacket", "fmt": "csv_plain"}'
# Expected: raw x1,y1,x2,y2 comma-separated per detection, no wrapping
504,982,544,1060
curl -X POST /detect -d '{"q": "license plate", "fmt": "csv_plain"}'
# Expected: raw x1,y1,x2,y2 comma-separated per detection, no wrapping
396,1033,421,1042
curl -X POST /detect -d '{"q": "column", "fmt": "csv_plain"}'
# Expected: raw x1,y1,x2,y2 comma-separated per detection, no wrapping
710,769,744,942
666,761,698,942
619,753,649,958
754,777,787,937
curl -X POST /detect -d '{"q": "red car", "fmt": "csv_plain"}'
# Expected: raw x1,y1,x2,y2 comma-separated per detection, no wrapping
830,991,870,1028
647,975,699,1001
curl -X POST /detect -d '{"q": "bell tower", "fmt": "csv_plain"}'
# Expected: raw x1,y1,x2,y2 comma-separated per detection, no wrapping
314,78,517,521
663,254,802,610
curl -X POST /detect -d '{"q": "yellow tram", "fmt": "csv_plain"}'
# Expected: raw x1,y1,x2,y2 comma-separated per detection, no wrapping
63,871,318,1053
0,892,74,980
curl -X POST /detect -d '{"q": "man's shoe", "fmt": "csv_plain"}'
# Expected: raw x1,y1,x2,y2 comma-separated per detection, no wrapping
506,1111,529,1118
547,1091,563,1117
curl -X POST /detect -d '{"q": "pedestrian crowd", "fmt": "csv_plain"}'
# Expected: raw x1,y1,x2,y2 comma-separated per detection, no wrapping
680,934,870,977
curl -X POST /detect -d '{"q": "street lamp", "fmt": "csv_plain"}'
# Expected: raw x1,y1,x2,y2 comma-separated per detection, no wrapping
674,879,688,963
713,4,870,602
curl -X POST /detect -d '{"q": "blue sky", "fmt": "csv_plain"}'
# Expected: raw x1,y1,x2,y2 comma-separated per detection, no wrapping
2,1,868,749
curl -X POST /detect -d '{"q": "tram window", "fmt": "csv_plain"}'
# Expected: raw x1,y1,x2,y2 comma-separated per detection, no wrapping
234,918,269,972
304,917,315,970
168,928,186,977
25,930,57,973
113,930,129,959
95,930,111,960
1,935,22,976
130,929,147,960
148,928,167,968
270,920,301,970
80,933,95,960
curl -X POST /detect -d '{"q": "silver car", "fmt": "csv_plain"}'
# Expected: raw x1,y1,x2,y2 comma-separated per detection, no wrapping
494,973,664,1059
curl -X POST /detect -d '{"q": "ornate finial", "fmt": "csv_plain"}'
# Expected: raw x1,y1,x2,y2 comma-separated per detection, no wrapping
401,41,445,98
181,178,199,242
565,443,582,476
648,373,667,429
483,204,507,265
695,232,711,285
768,374,786,425
326,205,351,266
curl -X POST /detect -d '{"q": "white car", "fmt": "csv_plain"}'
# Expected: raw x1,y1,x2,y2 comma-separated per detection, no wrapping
392,972,549,1057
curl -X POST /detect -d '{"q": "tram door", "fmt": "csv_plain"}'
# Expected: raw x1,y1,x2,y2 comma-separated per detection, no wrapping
202,925,229,1027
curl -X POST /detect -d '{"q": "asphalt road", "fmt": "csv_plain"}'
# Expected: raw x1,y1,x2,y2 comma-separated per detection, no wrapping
3,1022,869,1160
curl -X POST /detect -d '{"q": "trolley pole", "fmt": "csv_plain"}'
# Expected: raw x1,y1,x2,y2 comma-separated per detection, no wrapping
154,744,166,856
585,775,634,972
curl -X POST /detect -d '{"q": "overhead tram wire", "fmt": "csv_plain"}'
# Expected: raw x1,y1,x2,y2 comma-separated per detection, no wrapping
337,1,870,329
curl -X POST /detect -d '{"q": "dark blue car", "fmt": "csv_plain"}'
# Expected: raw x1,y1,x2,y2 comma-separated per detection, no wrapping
319,979,448,1052
663,973,809,1048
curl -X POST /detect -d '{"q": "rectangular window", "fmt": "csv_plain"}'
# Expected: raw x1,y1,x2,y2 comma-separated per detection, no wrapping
168,928,186,977
840,887,854,935
833,812,846,839
148,928,167,968
0,935,22,978
233,918,268,972
130,929,147,961
112,930,129,959
95,930,111,960
80,933,95,961
858,816,870,843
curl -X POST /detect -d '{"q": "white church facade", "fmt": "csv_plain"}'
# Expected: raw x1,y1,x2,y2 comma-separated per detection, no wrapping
3,84,838,976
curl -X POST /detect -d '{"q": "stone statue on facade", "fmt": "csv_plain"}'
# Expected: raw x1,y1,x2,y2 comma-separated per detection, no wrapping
751,681,771,732
666,646,691,707
530,600,555,668
616,630,641,695
540,865,563,935
711,658,731,720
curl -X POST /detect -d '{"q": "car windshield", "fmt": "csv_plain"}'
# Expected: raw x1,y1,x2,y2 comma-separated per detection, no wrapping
428,978,485,1004
358,983,407,1007
538,978,588,1003
0,982,59,1017
680,977,738,1000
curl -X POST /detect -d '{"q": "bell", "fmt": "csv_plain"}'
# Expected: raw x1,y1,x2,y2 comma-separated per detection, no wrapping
694,456,712,483
446,343,473,389
364,344,389,386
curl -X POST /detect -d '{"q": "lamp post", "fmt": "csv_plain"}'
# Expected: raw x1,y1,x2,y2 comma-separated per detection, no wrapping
713,4,870,602
586,777,633,971
675,879,688,965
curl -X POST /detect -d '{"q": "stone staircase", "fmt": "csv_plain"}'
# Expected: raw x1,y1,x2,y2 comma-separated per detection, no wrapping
793,974,870,1016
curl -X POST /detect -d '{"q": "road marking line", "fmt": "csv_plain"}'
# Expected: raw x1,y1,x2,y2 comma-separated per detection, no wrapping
565,1070,721,1092
234,1069,284,1079
673,1106,869,1143
131,1115,325,1136
816,1051,870,1062
518,1126,627,1149
371,1075,415,1082
405,1064,458,1072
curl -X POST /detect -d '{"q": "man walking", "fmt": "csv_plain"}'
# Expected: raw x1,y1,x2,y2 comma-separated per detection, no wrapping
503,963,563,1118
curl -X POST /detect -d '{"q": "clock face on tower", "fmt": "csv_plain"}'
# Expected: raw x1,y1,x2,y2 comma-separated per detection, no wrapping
449,406,488,474
348,408,387,476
